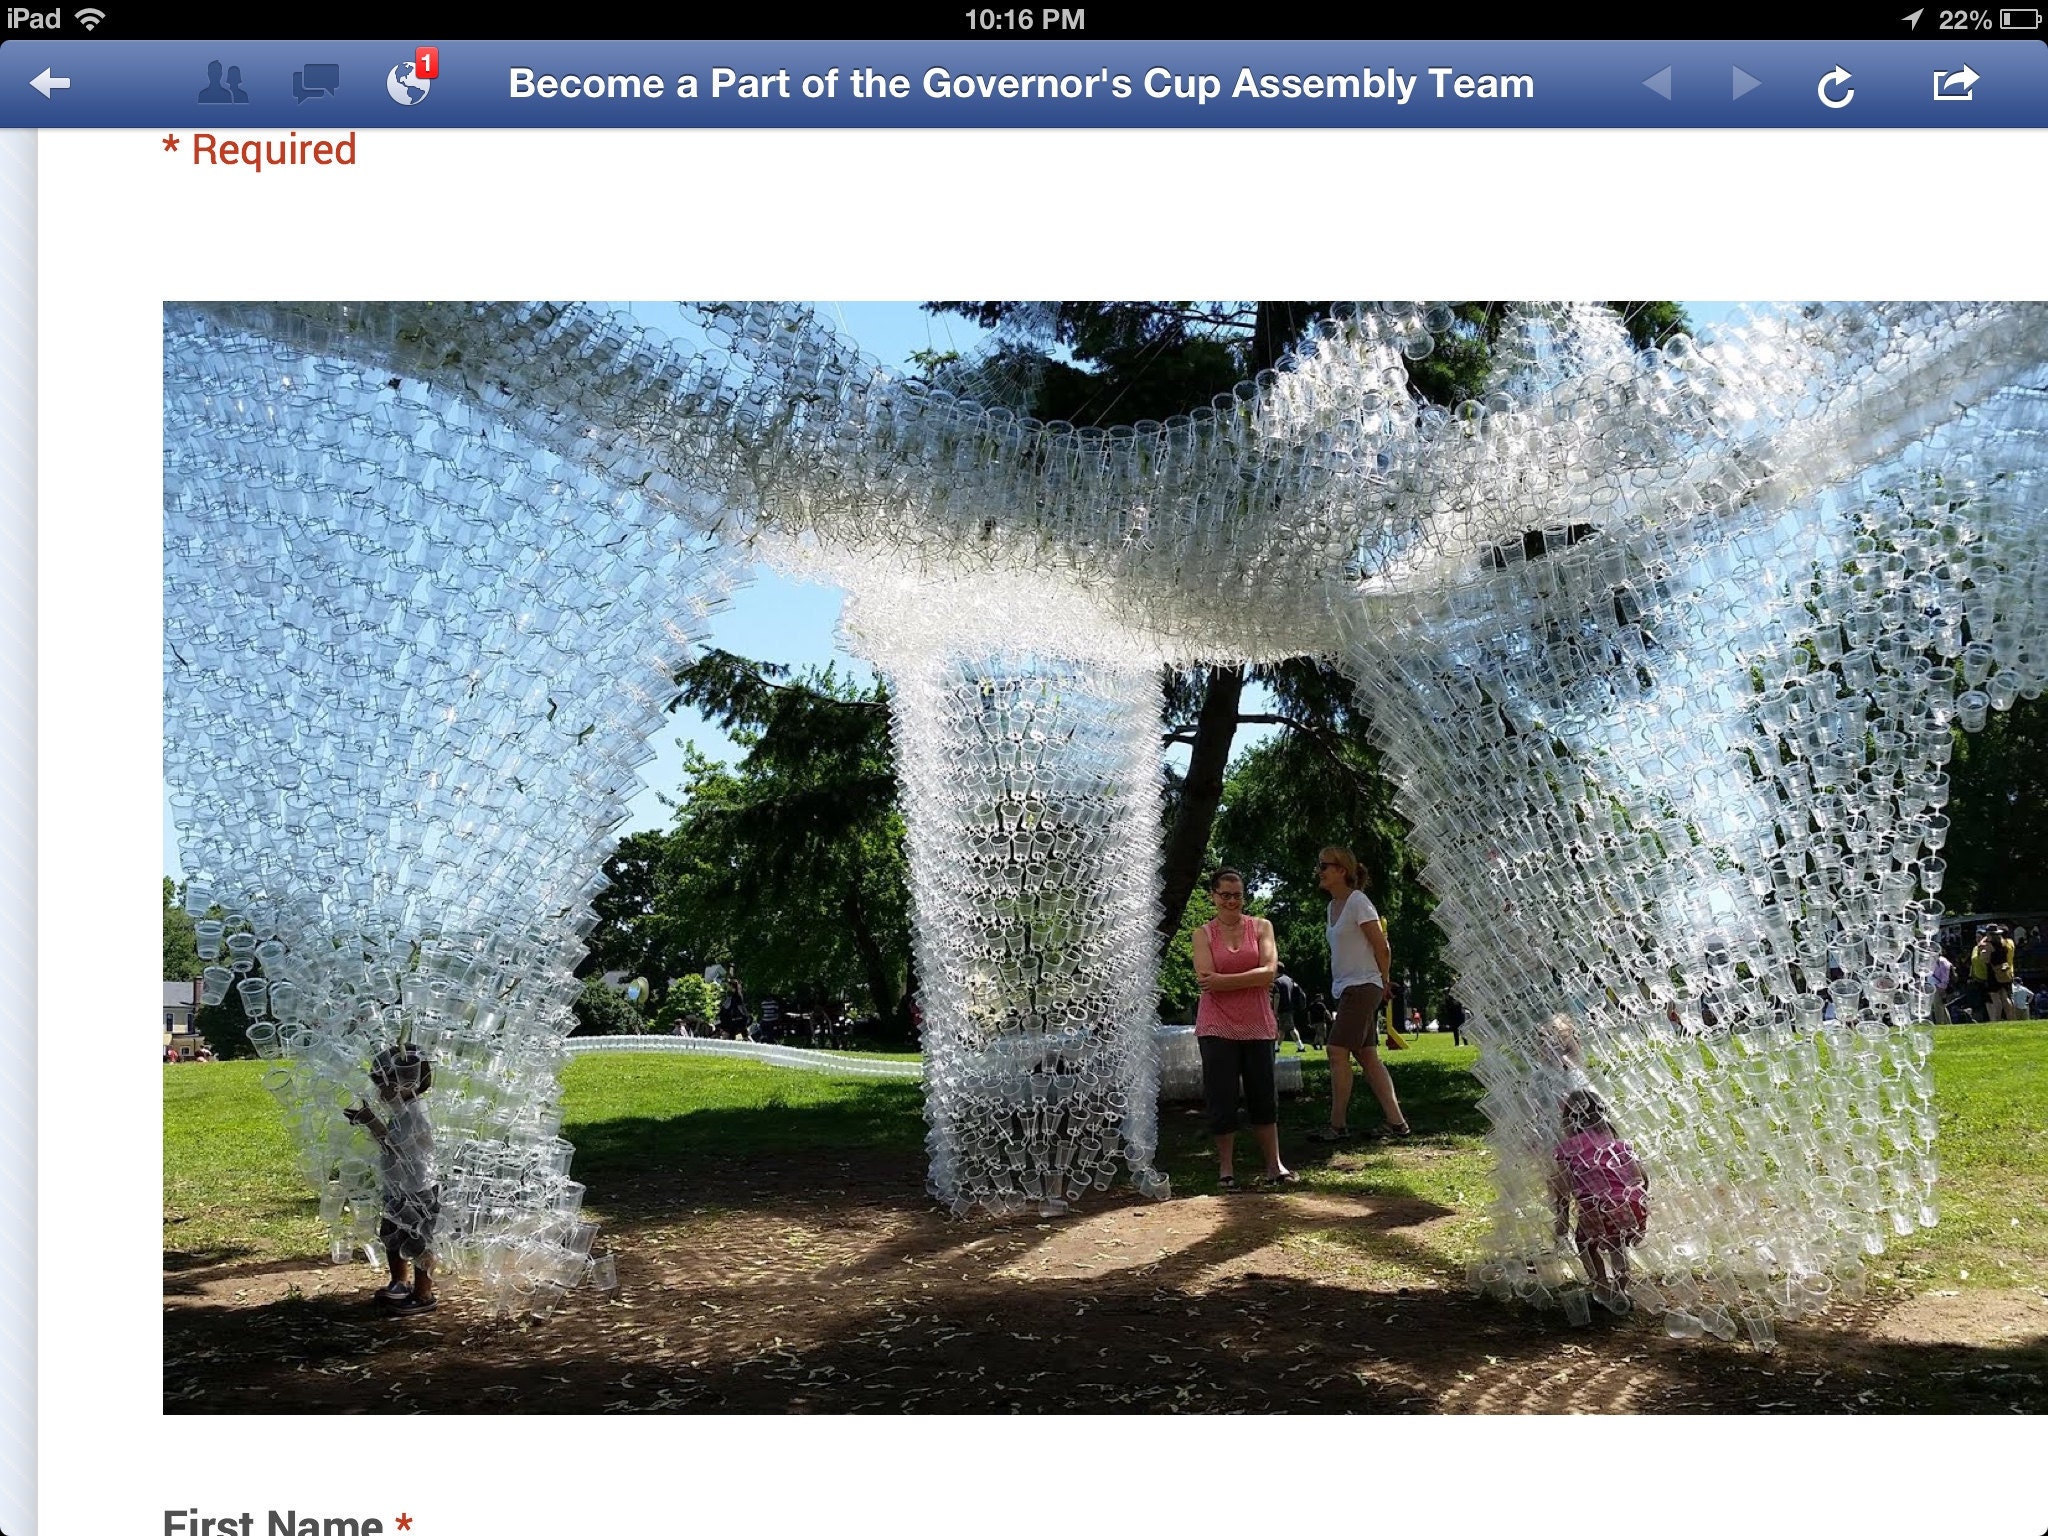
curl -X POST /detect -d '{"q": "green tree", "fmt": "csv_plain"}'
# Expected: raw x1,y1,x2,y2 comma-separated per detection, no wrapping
194,984,257,1060
163,877,200,982
666,651,911,1028
1210,722,1446,1013
654,973,721,1033
1156,882,1218,1023
1940,691,2048,914
576,829,693,997
166,877,257,1058
578,652,916,1034
570,974,646,1037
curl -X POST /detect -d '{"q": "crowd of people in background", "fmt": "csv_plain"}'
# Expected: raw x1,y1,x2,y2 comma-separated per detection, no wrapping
1933,920,2040,1022
693,977,859,1048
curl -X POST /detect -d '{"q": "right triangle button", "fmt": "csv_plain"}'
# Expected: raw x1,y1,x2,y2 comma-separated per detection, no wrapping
1733,66,1763,99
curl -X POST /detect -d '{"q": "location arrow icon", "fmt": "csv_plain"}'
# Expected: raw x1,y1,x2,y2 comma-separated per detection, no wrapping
30,67,72,98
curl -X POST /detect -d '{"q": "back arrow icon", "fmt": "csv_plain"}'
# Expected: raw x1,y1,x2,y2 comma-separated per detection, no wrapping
30,68,71,98
1817,65,1855,108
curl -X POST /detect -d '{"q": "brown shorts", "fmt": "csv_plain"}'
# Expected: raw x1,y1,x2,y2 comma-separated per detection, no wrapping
1329,983,1385,1052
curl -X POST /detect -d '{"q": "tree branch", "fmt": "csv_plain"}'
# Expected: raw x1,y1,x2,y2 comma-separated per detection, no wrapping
1231,710,1380,793
742,673,888,712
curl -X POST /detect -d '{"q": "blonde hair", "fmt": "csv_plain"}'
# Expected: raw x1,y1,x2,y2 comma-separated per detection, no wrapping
1542,1012,1583,1066
1318,845,1364,890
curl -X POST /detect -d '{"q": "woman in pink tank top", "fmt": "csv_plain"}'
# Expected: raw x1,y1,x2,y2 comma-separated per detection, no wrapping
1191,868,1296,1190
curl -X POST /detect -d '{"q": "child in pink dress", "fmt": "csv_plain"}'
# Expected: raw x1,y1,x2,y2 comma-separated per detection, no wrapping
1551,1089,1649,1312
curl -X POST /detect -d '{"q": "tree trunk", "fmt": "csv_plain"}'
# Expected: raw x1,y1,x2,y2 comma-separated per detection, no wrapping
1251,301,1317,378
1154,301,1314,952
840,882,899,1030
1156,662,1244,949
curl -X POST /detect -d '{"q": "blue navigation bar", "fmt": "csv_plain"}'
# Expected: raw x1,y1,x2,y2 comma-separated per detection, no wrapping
4,39,2045,126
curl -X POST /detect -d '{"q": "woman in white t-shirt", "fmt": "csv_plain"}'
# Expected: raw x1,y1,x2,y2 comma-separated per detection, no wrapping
1307,846,1411,1142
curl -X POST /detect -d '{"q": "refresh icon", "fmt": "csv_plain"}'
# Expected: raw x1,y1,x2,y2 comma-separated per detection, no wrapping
1817,65,1855,108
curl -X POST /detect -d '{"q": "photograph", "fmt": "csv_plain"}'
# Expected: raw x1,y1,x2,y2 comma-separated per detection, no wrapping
161,297,2048,1415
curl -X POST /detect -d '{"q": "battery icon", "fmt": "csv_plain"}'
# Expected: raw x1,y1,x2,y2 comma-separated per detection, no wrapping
2000,7,2042,25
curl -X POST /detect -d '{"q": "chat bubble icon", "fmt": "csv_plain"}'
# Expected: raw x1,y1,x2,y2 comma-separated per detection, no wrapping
293,63,340,102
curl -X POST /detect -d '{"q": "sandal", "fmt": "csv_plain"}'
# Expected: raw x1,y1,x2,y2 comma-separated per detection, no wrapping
1216,1174,1246,1193
1363,1121,1413,1140
1306,1125,1353,1143
1256,1171,1301,1188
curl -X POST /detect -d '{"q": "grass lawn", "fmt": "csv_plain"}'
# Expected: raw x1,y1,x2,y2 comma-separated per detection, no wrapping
1887,1022,2048,1291
561,1051,928,1180
164,1059,325,1269
165,1023,2046,1302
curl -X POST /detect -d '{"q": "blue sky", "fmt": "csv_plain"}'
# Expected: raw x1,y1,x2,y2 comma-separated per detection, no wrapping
606,302,982,839
164,300,1738,875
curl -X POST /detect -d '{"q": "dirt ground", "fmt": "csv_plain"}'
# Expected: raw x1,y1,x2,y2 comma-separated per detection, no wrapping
164,1148,2048,1413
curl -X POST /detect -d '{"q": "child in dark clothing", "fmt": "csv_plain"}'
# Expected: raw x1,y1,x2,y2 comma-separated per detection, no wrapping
345,1042,439,1314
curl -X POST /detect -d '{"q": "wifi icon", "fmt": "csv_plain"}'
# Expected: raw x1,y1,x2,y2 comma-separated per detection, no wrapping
74,6,104,26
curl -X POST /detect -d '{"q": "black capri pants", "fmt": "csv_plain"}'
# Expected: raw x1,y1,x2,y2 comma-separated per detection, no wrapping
1198,1035,1279,1135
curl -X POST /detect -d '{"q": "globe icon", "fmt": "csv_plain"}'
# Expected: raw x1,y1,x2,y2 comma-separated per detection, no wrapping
385,61,431,106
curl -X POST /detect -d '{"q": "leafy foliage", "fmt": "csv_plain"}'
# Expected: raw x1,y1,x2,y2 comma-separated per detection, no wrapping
1940,691,2047,914
576,830,690,993
164,877,200,982
1157,883,1218,1022
571,974,646,1037
666,652,910,1026
1211,721,1446,1011
165,877,255,1057
922,301,1282,426
656,973,721,1032
577,651,913,1033
196,982,256,1059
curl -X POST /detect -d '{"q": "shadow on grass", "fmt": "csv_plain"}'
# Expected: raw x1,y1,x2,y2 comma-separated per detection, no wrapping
564,1060,1487,1225
165,1040,2048,1412
1275,1050,1491,1137
165,1056,2048,1415
163,1251,2048,1414
566,1078,928,1172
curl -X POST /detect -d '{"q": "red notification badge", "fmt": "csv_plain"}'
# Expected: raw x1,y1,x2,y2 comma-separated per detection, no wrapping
414,47,440,80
